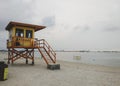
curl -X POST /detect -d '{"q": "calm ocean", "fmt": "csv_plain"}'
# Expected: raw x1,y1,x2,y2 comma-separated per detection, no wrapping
35,51,120,67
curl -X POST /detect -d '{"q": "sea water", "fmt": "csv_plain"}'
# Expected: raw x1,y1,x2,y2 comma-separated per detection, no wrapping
35,51,120,67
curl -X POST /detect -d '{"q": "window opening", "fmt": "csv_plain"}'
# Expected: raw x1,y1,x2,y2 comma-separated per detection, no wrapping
26,30,32,38
16,28,24,37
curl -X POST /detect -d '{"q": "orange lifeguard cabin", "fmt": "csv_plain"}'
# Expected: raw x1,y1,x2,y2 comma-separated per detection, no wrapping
6,21,59,69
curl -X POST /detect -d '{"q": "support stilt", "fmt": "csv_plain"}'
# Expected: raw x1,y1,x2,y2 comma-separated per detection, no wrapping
7,48,35,64
26,59,28,64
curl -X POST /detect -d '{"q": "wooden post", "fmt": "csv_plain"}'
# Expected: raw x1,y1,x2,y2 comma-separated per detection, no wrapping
8,49,10,64
11,48,14,64
32,49,34,65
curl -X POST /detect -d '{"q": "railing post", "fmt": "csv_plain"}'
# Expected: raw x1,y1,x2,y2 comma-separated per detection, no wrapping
43,39,45,48
48,46,50,54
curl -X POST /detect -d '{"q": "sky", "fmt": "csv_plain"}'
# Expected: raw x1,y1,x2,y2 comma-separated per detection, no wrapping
0,0,120,51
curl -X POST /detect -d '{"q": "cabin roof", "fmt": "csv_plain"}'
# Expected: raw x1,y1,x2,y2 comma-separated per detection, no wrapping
5,21,46,32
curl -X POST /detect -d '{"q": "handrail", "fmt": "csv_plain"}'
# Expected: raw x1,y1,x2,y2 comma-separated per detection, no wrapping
34,39,56,62
40,39,56,57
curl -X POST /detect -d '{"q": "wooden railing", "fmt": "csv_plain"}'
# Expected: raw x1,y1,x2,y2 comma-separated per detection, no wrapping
35,39,56,63
7,37,34,48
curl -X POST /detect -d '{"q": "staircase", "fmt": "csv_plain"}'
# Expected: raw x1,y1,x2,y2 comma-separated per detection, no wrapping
34,39,56,65
34,39,60,70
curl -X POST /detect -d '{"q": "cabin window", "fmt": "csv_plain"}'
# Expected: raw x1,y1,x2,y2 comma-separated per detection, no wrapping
26,30,32,38
16,28,24,37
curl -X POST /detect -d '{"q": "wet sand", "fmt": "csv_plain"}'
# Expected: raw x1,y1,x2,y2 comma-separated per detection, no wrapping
0,57,120,86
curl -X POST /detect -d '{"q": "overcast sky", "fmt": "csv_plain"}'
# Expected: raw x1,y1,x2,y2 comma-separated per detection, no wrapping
0,0,120,51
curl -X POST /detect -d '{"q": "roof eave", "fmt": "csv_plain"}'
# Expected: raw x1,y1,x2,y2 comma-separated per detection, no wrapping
5,21,46,31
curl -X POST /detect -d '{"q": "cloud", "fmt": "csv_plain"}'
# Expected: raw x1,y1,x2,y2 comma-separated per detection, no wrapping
41,16,55,27
0,0,34,31
0,31,8,49
96,22,120,32
74,26,81,30
0,21,8,31
104,26,120,32
73,25,90,32
82,25,90,32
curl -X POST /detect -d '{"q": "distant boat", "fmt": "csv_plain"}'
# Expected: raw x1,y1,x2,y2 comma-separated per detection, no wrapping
73,56,81,60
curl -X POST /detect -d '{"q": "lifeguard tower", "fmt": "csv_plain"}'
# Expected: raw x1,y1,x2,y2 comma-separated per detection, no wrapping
6,21,60,69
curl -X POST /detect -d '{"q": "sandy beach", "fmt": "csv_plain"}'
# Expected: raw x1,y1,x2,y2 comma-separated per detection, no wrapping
0,56,120,86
